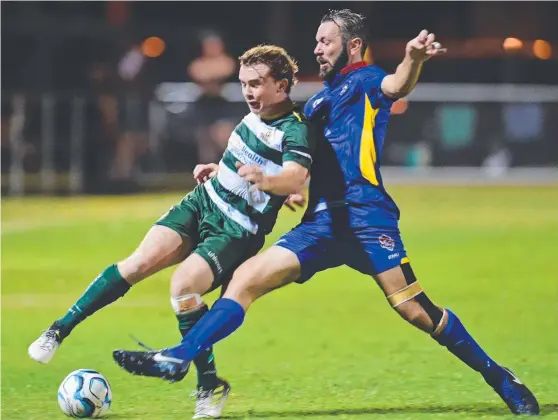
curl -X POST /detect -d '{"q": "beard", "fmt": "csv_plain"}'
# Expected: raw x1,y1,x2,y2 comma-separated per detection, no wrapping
319,45,349,83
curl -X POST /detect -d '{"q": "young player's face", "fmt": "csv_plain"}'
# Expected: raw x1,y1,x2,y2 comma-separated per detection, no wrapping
314,21,346,79
239,64,285,116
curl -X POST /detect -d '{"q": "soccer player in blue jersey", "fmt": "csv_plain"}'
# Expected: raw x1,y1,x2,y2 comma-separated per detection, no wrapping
114,9,539,415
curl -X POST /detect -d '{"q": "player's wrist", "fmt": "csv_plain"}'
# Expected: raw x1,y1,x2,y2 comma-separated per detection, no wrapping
260,175,274,192
402,53,424,66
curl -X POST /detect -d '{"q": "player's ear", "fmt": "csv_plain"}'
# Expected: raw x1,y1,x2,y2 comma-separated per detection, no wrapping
277,78,289,93
349,38,362,56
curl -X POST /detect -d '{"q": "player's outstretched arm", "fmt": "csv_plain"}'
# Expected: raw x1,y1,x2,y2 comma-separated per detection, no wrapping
381,29,447,99
236,161,309,197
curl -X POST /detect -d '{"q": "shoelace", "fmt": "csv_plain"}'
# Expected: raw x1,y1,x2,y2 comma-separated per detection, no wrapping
129,334,155,351
190,389,208,399
39,330,59,351
193,386,225,404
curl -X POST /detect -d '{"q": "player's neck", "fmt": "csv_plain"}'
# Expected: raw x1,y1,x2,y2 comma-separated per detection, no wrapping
340,59,367,74
324,55,366,84
259,98,293,121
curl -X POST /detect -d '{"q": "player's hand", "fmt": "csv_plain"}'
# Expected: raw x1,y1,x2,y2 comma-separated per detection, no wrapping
193,163,219,184
283,193,306,212
406,30,447,62
235,162,270,191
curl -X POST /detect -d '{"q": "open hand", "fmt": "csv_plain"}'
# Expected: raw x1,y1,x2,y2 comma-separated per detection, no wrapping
406,30,447,62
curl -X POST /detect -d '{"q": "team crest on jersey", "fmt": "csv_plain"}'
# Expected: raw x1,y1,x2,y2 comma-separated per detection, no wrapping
379,234,395,251
259,129,273,143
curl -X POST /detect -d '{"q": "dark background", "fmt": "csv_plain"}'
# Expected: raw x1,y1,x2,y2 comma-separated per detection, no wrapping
2,1,557,195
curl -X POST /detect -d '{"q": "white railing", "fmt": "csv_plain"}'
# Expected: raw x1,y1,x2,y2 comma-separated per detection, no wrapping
4,83,558,196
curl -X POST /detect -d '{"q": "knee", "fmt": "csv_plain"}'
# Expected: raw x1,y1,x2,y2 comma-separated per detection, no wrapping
169,255,214,298
118,252,156,284
170,273,199,298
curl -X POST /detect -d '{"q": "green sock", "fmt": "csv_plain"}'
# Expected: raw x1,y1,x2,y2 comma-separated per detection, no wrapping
54,264,131,339
177,304,219,390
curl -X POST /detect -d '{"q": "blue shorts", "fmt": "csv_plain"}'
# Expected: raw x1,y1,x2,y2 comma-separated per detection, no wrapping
276,207,408,283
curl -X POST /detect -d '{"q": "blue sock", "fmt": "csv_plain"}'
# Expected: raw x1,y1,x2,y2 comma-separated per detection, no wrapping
165,298,245,361
434,309,502,385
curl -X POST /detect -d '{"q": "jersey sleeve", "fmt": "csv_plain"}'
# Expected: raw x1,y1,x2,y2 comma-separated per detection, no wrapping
281,121,314,170
361,66,396,110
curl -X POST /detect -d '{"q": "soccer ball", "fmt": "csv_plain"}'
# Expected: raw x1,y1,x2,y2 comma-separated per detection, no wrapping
57,369,112,418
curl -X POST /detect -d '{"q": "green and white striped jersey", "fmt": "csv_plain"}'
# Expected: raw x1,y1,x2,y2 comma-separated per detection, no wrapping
204,109,313,235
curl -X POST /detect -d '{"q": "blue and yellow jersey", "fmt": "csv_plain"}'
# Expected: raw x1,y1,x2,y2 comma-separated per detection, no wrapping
304,61,400,226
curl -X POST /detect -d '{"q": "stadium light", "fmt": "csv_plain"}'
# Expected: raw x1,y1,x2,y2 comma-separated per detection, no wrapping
503,37,523,51
533,40,552,60
141,37,166,58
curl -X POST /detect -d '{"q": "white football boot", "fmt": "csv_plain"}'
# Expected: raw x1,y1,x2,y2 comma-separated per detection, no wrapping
28,329,62,364
192,379,231,419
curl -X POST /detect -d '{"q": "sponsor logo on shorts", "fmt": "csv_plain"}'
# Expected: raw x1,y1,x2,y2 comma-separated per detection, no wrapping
379,234,395,252
207,251,224,274
388,253,400,260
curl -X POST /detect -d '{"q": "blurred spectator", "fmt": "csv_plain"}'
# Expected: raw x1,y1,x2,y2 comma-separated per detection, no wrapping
110,39,151,184
1,100,14,176
188,31,236,164
84,63,119,191
187,31,235,97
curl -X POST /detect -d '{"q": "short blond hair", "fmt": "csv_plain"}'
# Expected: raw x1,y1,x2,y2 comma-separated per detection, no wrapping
239,45,299,93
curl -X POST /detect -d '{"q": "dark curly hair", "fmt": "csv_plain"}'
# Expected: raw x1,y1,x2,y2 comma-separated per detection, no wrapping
321,9,368,55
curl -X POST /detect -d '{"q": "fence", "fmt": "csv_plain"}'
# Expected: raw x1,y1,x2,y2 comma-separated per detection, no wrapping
2,83,557,195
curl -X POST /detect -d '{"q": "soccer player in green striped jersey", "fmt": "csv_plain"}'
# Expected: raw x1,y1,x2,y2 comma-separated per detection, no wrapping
28,45,313,419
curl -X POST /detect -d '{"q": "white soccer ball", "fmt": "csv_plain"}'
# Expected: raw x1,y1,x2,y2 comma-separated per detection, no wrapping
57,369,112,418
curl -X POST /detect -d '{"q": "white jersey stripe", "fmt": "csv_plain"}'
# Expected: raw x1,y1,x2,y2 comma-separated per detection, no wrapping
242,113,284,152
227,131,283,176
217,161,270,213
289,150,313,161
204,181,259,235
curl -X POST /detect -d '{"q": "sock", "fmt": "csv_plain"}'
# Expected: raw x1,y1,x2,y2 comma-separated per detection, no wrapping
54,264,131,339
176,304,219,390
434,309,502,385
166,298,245,361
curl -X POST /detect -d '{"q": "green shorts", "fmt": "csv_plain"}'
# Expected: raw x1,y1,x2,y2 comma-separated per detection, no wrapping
155,185,265,290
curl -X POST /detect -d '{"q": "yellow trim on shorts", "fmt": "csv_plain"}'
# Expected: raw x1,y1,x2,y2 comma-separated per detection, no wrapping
387,282,423,307
401,257,410,264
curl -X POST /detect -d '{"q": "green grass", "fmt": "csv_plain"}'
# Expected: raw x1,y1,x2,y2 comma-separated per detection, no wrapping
2,186,558,419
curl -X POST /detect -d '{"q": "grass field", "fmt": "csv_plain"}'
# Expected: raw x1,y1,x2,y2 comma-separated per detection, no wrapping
2,186,558,419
